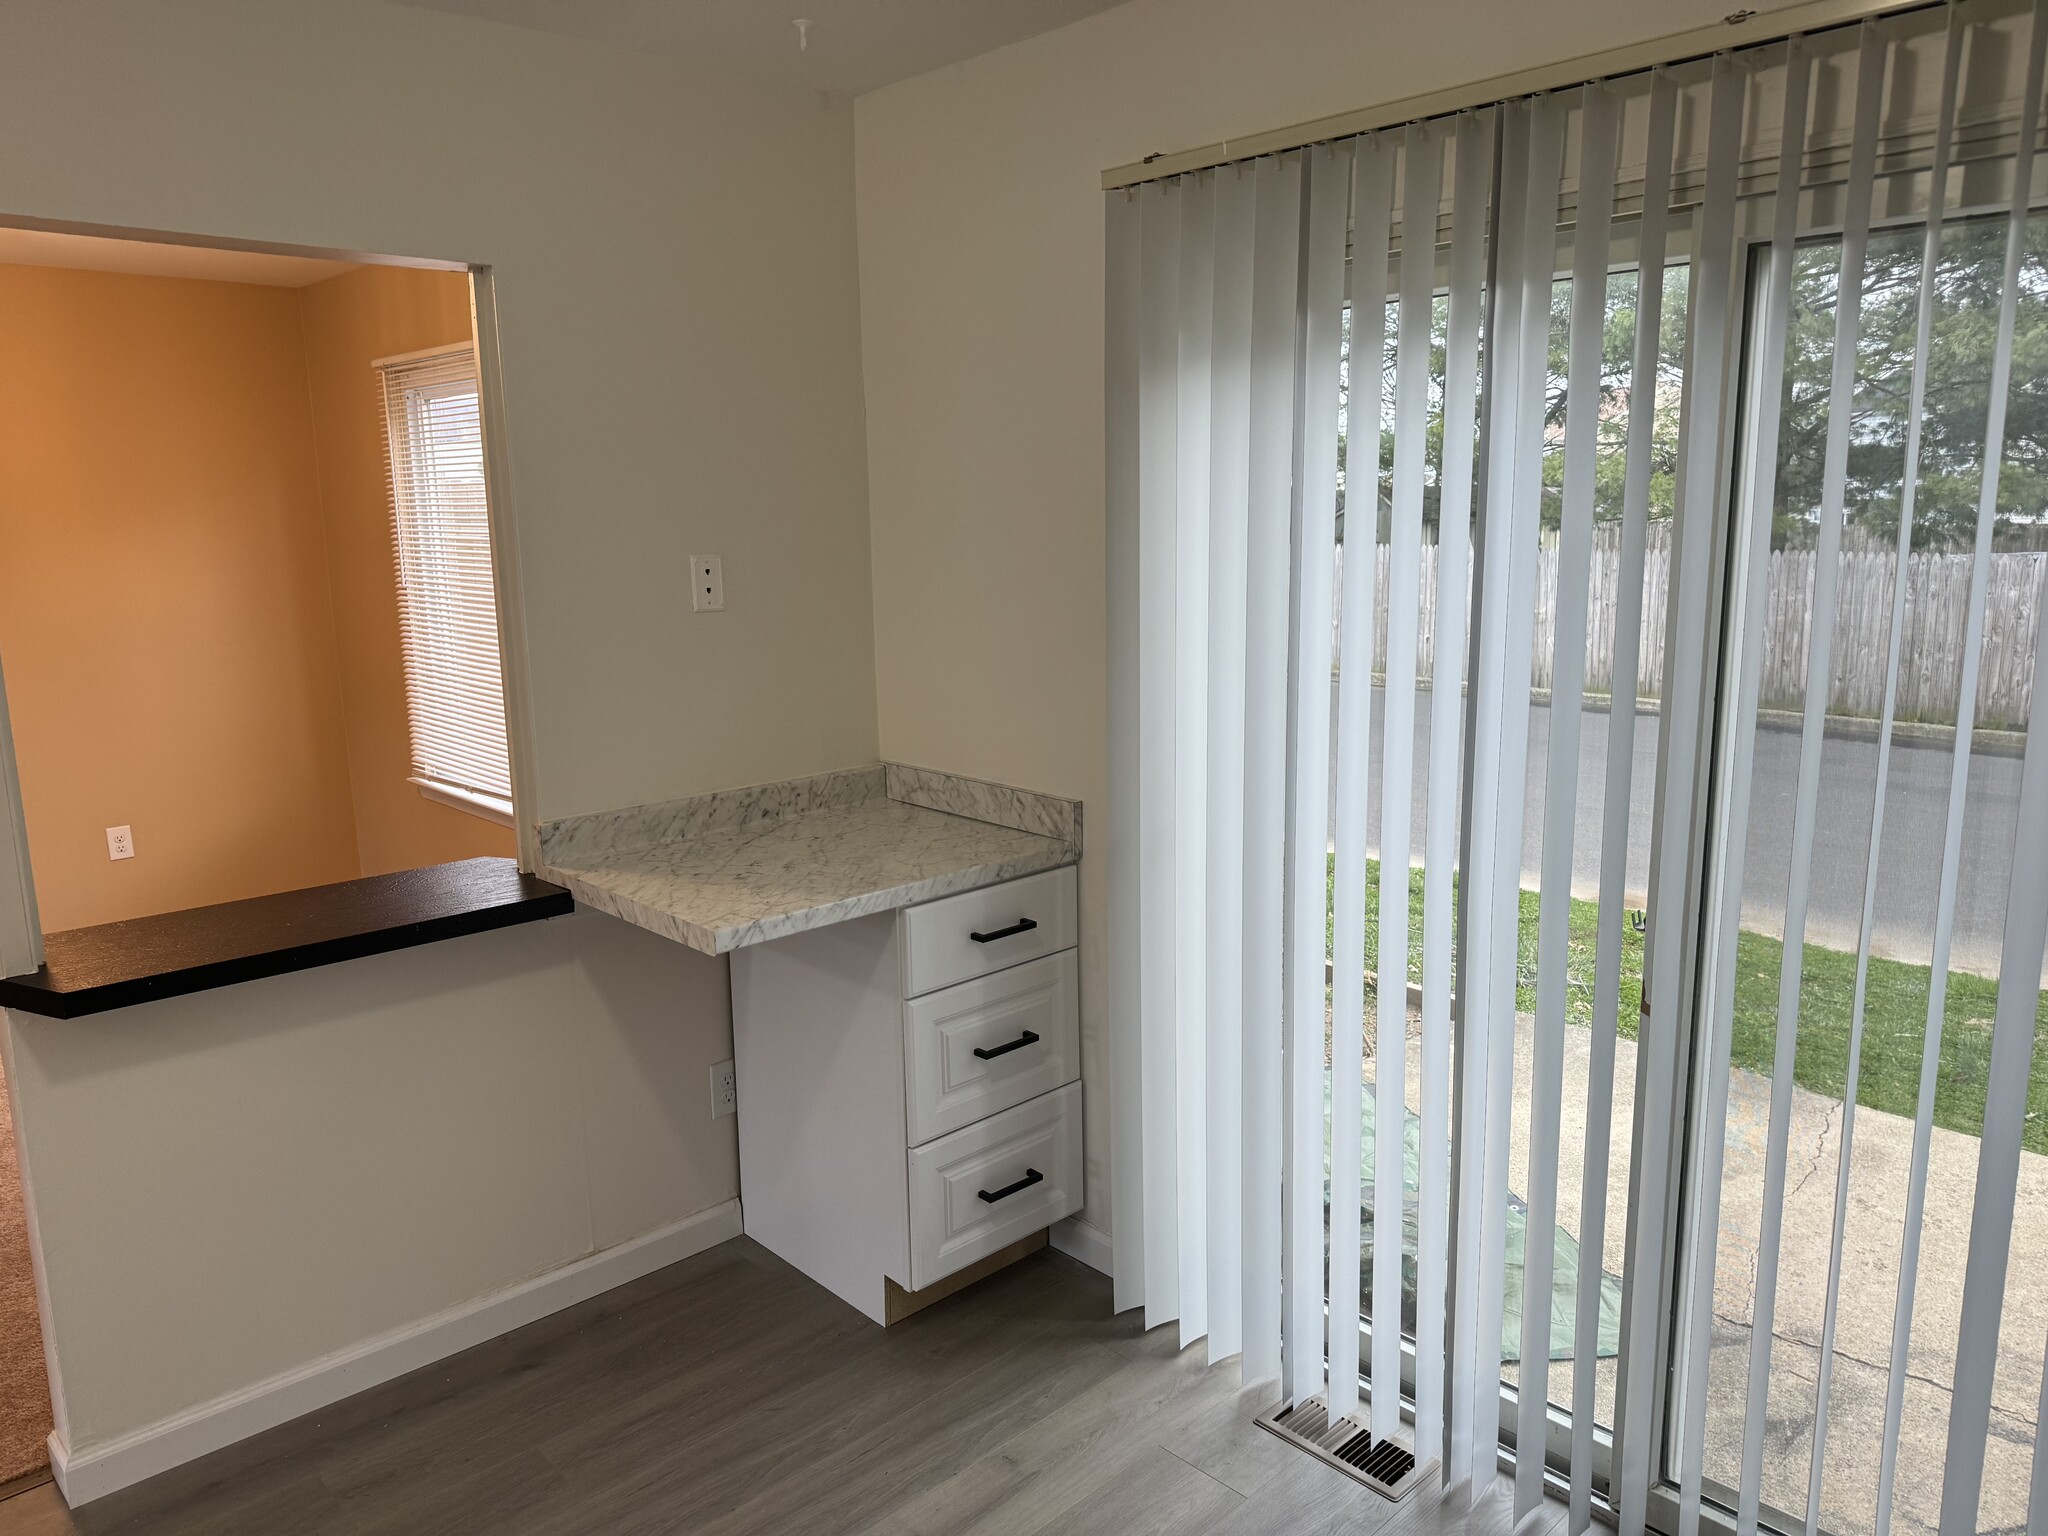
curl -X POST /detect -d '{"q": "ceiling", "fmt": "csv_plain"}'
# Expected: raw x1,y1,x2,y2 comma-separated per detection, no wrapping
0,228,359,287
394,0,1128,95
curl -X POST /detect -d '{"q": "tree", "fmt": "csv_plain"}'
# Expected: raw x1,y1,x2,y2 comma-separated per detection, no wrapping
1340,264,1688,542
1771,215,2048,552
1338,209,2048,553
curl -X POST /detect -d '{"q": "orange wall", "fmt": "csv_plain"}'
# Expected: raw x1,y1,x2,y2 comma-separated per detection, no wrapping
298,265,514,875
0,261,511,932
0,264,361,930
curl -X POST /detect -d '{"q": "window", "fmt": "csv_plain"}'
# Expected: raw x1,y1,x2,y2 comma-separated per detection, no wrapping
376,344,512,824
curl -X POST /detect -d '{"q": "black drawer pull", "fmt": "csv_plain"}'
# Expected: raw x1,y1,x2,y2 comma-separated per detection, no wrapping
970,917,1039,944
977,1168,1044,1204
973,1029,1041,1061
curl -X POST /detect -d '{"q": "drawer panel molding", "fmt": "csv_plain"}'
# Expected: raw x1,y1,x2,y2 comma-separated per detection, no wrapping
905,950,1080,1144
907,1082,1081,1289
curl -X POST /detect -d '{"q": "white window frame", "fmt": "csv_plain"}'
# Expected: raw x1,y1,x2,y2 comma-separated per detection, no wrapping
376,340,516,829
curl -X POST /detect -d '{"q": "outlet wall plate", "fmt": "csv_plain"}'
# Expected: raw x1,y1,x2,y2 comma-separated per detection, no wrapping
105,825,135,861
690,555,725,612
710,1059,737,1118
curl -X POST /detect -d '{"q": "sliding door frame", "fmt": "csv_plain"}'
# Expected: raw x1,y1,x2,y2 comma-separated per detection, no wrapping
1642,225,1774,1536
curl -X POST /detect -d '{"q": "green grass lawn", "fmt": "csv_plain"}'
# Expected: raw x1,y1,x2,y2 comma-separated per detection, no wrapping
1331,855,2048,1154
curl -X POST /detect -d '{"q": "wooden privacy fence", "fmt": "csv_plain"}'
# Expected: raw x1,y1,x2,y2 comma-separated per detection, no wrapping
1339,522,2048,729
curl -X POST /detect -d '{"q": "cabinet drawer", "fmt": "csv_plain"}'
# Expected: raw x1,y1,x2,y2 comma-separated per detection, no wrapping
905,950,1079,1145
900,866,1077,998
907,1081,1080,1290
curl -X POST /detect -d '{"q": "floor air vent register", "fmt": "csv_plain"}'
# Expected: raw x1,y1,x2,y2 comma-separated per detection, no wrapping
1254,1396,1432,1501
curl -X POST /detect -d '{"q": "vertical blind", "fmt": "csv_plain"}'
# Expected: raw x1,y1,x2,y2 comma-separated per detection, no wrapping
1107,3,2048,1533
376,345,513,813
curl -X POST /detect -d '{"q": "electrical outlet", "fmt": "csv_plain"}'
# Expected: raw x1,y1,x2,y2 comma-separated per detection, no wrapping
105,825,135,861
690,555,725,612
710,1059,737,1119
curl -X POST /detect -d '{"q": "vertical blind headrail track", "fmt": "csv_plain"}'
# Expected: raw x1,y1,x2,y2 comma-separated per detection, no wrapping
1102,0,1949,190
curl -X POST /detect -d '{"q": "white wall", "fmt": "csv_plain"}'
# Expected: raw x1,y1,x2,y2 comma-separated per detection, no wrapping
852,0,1808,1235
0,0,874,1492
0,0,879,821
2,910,737,1482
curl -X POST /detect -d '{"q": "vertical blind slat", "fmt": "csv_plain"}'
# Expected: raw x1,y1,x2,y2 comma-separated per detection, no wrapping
1795,26,1888,1536
1483,93,1567,1489
1372,120,1439,1440
1448,93,1532,1497
1104,183,1145,1319
1281,141,1351,1411
1576,67,1674,1536
1135,178,1183,1333
1945,473,2048,1536
1331,132,1394,1426
1416,107,1489,1474
1871,14,1968,1524
1241,153,1305,1390
1626,49,1745,1536
1939,6,2048,1530
1204,161,1258,1369
1174,171,1217,1352
1739,25,1872,1536
1517,78,1617,1524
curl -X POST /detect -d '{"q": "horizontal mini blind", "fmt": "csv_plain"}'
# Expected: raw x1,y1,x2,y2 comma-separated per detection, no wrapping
377,345,512,813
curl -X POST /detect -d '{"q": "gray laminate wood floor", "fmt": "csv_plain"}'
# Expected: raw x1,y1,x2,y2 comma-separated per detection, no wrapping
0,1237,1561,1536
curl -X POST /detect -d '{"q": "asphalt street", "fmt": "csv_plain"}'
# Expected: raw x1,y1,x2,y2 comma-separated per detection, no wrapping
1338,683,2026,977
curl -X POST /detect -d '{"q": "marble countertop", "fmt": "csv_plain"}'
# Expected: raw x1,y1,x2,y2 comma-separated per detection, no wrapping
539,767,1079,955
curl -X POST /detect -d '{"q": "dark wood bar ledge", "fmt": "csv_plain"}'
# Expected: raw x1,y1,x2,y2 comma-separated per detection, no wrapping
0,857,574,1019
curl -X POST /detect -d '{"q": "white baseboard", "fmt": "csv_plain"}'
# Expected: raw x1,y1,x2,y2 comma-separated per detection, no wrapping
48,1198,743,1506
1049,1214,1112,1276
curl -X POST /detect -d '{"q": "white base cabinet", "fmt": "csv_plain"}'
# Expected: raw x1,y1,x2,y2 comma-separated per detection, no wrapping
729,867,1082,1324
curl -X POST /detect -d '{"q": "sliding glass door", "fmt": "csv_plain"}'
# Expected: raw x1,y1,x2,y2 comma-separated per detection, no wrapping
1674,155,2048,1536
1336,253,1688,1433
1110,7,2048,1532
1331,15,2048,1529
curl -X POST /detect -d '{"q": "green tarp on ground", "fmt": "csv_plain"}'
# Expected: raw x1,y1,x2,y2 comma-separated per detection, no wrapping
1328,1078,1623,1365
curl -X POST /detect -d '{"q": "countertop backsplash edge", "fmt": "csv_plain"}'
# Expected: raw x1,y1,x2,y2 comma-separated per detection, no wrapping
540,762,1081,869
536,763,886,866
881,763,1081,848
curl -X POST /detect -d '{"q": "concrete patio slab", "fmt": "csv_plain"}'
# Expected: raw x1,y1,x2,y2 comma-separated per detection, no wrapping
1363,1006,2043,1536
